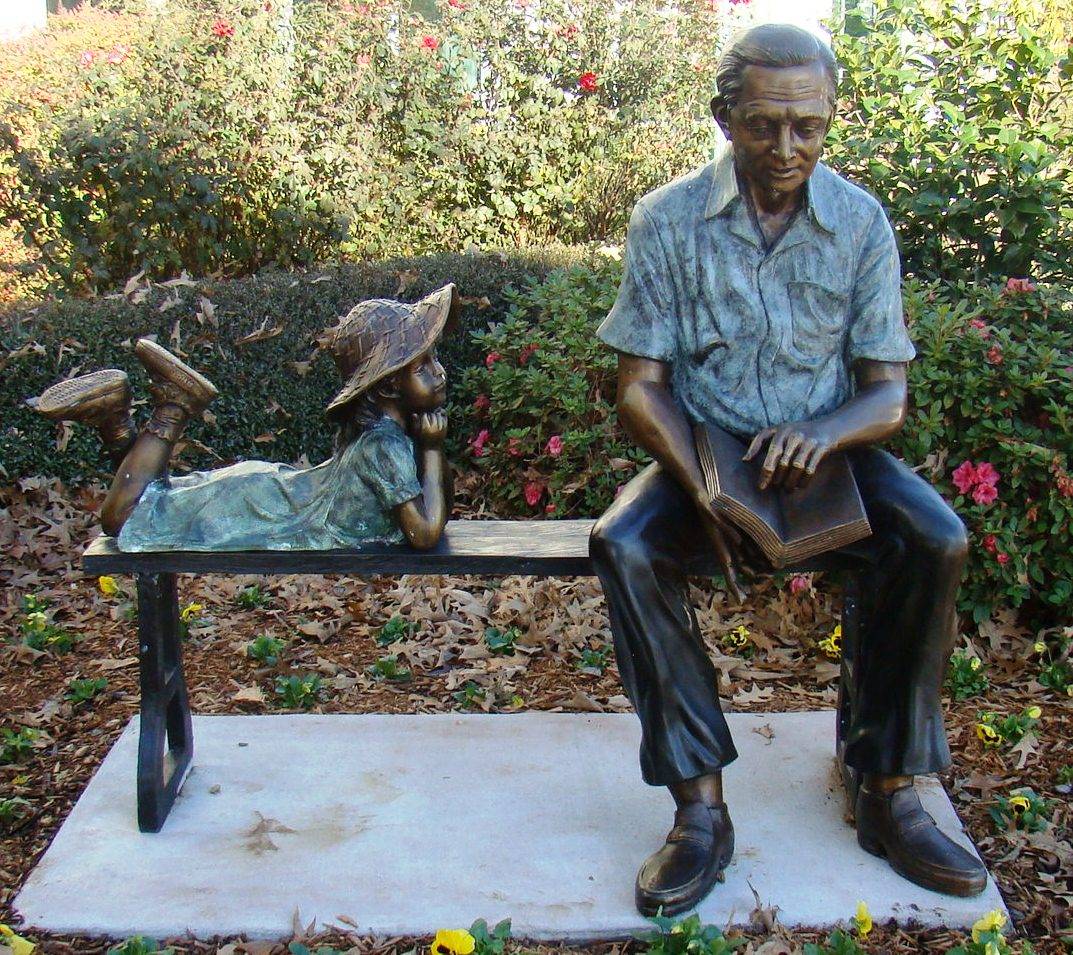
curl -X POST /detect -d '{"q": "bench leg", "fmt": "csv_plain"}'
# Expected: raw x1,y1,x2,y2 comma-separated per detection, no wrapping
836,571,862,813
135,572,193,832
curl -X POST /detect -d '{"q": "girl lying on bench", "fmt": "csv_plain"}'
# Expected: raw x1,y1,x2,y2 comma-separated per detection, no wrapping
28,285,458,552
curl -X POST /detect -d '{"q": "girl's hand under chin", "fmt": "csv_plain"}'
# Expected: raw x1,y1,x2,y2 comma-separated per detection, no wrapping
411,410,448,447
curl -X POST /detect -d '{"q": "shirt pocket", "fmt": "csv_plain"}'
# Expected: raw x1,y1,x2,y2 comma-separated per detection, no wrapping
786,280,848,365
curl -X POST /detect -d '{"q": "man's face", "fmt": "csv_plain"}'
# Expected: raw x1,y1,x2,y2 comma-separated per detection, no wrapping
717,62,834,203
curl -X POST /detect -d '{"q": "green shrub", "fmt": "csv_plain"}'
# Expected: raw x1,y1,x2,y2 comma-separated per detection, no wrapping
828,0,1073,283
0,0,729,294
0,251,572,482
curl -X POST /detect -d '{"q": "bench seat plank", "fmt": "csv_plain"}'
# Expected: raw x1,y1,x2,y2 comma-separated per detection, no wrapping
83,519,598,577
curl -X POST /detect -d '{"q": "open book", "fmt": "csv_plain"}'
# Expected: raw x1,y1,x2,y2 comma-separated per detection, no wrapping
693,421,872,568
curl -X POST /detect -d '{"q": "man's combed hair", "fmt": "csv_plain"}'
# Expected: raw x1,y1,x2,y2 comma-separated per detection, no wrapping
714,23,838,111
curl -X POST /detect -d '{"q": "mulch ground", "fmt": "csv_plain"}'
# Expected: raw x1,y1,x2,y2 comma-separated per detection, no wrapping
0,478,1069,954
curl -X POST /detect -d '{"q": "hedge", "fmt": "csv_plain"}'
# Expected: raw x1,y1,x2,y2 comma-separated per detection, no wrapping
0,249,578,483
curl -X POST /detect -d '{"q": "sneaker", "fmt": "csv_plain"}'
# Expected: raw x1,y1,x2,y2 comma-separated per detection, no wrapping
134,339,218,417
28,368,131,427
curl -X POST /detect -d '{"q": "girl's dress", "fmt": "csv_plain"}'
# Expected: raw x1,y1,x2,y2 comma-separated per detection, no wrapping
117,416,421,551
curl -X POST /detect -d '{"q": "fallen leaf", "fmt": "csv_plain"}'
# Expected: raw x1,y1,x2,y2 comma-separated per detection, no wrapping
752,722,776,743
244,812,296,854
232,686,266,705
560,690,603,713
98,656,138,671
395,269,420,295
734,683,774,705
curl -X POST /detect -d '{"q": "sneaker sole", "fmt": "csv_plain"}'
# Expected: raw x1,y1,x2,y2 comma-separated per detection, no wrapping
134,339,218,403
30,369,130,419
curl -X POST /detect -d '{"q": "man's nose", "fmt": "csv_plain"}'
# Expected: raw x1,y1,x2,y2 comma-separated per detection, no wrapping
774,125,793,163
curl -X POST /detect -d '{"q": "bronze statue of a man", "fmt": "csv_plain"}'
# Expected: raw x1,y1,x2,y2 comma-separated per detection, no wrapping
589,23,987,916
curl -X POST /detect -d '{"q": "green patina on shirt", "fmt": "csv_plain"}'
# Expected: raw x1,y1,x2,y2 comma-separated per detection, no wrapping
117,415,421,552
597,146,916,438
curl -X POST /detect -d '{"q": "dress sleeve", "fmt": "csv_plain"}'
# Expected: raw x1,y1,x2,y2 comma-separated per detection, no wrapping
354,423,423,511
596,203,676,362
846,206,916,366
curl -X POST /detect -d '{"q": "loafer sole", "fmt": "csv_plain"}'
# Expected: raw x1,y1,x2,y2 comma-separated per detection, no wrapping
635,840,735,918
858,830,987,897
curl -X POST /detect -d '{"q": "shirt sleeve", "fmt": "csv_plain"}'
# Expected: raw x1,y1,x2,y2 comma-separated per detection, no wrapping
846,206,916,365
596,202,676,362
355,424,423,511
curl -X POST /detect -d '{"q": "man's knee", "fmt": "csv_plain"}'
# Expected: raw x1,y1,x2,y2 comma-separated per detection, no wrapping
590,509,654,574
903,505,969,570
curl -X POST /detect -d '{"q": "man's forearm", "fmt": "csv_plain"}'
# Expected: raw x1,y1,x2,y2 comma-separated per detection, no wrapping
814,377,907,453
619,379,708,503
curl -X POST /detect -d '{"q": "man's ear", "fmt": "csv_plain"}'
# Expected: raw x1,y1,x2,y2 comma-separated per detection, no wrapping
711,96,732,140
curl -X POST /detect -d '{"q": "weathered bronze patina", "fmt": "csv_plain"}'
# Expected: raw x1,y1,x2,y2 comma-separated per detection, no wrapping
29,285,458,552
589,23,987,915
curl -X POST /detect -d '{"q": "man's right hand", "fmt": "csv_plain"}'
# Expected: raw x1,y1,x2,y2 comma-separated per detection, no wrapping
693,492,746,604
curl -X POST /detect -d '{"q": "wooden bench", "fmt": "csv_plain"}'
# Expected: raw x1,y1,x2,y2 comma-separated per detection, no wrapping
83,519,860,833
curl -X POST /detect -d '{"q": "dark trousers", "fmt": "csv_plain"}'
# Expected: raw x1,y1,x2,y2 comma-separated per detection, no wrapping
589,447,968,786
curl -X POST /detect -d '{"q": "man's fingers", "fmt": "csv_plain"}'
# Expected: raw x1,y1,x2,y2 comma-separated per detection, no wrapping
797,443,828,487
772,433,803,488
783,440,815,492
759,431,787,490
743,428,775,462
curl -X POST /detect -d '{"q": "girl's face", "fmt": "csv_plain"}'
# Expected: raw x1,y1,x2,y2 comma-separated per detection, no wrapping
395,348,446,412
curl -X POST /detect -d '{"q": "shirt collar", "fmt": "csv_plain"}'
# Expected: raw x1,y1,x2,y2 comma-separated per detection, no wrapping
703,145,838,235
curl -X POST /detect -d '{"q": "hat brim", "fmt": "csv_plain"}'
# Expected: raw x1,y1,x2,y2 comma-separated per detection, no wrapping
325,283,459,418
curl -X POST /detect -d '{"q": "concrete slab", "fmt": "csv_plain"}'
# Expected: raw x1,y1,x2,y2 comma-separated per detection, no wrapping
15,711,1005,941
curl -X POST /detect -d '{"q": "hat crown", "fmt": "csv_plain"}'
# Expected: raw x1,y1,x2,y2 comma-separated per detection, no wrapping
330,299,412,382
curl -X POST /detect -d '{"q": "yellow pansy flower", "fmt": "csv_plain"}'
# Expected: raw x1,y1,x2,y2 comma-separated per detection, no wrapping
971,909,1007,943
431,929,476,955
0,923,35,955
1008,795,1030,813
1033,641,1046,654
23,611,47,631
724,624,750,649
976,723,1000,746
97,575,119,596
970,657,981,671
853,900,873,938
180,602,204,622
1025,705,1041,720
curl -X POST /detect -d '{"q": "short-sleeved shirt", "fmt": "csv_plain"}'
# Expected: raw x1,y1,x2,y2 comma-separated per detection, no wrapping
118,415,422,551
597,146,915,438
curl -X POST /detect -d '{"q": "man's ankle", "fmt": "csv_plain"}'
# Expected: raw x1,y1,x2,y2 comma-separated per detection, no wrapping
862,772,913,795
669,772,724,808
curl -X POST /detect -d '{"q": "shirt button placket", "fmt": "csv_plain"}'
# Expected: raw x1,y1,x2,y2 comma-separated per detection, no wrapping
755,256,781,428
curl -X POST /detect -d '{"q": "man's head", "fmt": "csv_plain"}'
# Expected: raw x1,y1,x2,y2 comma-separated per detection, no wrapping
712,24,838,205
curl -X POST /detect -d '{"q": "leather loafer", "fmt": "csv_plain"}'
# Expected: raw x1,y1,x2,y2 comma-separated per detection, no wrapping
855,784,987,897
635,802,734,917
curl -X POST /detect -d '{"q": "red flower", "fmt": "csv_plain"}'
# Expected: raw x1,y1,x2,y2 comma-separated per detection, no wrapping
969,318,990,338
578,71,598,93
1057,473,1073,499
974,462,1000,488
447,0,467,7
524,480,545,507
545,435,564,457
559,22,579,37
518,343,539,365
485,352,502,368
106,44,129,65
421,35,440,50
1004,277,1037,294
986,345,1004,365
952,461,978,495
212,18,235,38
972,482,998,506
996,552,1010,565
545,502,557,514
468,428,491,457
473,394,490,412
507,437,523,458
79,49,96,67
789,574,810,595
982,534,997,554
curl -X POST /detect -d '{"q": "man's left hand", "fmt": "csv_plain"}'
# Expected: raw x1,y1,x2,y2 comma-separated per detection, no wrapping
743,419,835,492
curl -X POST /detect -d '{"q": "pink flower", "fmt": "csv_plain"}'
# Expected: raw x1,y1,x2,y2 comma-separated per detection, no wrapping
1004,277,1037,294
987,345,1004,365
507,437,523,458
974,462,1000,488
518,343,539,365
982,534,997,554
106,44,129,65
1058,473,1073,499
729,0,752,6
996,552,1010,565
545,502,557,514
578,71,598,93
559,22,579,37
952,461,978,495
969,318,990,339
421,35,440,50
524,481,545,507
468,429,490,457
212,18,235,38
789,574,810,595
447,0,467,7
485,352,502,368
972,482,998,506
545,435,564,457
473,394,490,412
79,49,96,67
356,52,371,66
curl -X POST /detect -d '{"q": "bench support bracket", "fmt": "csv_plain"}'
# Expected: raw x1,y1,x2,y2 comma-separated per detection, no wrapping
135,572,193,833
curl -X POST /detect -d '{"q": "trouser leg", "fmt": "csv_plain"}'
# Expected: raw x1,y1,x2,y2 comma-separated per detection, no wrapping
590,463,738,786
840,447,969,776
